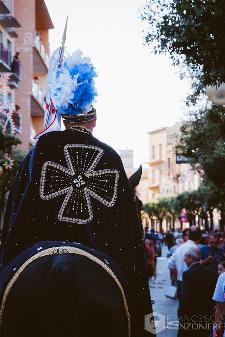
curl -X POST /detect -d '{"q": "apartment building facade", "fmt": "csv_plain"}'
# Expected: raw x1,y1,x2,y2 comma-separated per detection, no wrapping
148,122,200,201
14,0,53,149
0,0,22,133
118,149,150,204
118,149,134,171
137,167,150,204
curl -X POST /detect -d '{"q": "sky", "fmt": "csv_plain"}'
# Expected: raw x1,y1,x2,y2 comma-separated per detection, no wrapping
45,0,190,167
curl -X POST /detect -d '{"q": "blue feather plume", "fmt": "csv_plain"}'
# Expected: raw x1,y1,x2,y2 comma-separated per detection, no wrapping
53,50,97,115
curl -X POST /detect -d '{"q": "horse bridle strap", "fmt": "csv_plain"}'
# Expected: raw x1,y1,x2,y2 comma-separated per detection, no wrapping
0,246,131,337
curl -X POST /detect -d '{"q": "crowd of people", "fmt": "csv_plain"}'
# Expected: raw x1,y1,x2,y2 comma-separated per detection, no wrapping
145,226,225,337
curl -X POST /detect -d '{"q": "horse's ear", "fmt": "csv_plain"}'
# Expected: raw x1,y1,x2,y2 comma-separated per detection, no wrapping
128,165,142,189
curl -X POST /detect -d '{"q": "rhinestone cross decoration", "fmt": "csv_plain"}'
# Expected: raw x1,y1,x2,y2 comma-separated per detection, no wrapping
40,144,119,224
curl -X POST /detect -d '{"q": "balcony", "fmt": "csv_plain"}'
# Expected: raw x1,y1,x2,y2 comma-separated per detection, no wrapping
33,35,49,75
0,1,10,14
35,0,54,30
149,158,164,166
149,182,160,190
0,42,11,72
8,71,20,89
0,14,20,28
148,184,160,193
31,81,45,117
6,28,18,38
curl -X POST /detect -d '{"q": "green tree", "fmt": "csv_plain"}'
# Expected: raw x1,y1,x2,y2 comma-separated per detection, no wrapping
176,105,225,227
144,198,178,231
155,199,168,232
167,197,184,229
177,105,225,185
0,127,23,220
142,0,225,228
197,180,219,230
141,0,225,89
156,197,180,230
143,202,158,230
175,192,194,226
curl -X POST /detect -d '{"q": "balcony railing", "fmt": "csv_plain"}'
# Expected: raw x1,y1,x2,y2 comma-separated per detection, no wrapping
149,181,160,188
32,81,45,109
0,42,11,71
7,28,18,38
8,72,21,89
0,47,21,87
149,158,164,165
34,35,49,68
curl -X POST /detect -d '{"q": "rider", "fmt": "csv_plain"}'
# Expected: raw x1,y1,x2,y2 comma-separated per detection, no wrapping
1,49,154,336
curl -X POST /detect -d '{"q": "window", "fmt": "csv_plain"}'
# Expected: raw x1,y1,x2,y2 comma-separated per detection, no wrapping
7,92,12,103
158,168,161,184
152,169,155,184
159,144,162,159
0,93,4,103
0,31,3,44
152,145,155,160
7,39,12,64
0,31,3,56
168,158,171,175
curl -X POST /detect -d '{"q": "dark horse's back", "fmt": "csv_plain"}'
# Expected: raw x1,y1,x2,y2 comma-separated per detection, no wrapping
0,241,132,337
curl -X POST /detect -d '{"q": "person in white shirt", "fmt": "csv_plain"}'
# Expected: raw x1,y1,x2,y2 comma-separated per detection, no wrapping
168,226,201,301
212,272,225,337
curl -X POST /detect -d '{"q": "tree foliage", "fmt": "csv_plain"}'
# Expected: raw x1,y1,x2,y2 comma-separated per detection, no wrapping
175,104,225,226
0,127,23,210
144,187,218,230
142,0,225,228
177,105,225,187
142,0,225,88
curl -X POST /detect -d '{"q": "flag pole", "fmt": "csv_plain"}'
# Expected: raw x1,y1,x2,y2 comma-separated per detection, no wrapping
44,16,68,128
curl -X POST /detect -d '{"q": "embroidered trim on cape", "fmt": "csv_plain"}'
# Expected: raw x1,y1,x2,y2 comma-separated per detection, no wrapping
0,246,130,337
68,125,92,135
39,144,119,224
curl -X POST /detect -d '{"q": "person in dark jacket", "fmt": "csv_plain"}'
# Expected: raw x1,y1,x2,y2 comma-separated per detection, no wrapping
11,52,21,76
165,231,174,250
200,233,224,271
178,246,218,337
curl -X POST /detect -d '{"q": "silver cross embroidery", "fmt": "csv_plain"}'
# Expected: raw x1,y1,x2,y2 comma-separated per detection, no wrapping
40,144,119,224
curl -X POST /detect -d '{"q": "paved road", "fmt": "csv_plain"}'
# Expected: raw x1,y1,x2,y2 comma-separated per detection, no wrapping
149,246,178,336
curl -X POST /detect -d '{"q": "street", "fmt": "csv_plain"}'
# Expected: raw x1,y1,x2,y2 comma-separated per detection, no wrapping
149,246,179,336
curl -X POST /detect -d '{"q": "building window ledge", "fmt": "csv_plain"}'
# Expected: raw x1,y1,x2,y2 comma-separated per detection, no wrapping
0,14,21,28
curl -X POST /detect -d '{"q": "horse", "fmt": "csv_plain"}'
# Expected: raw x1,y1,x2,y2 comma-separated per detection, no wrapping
0,241,132,337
